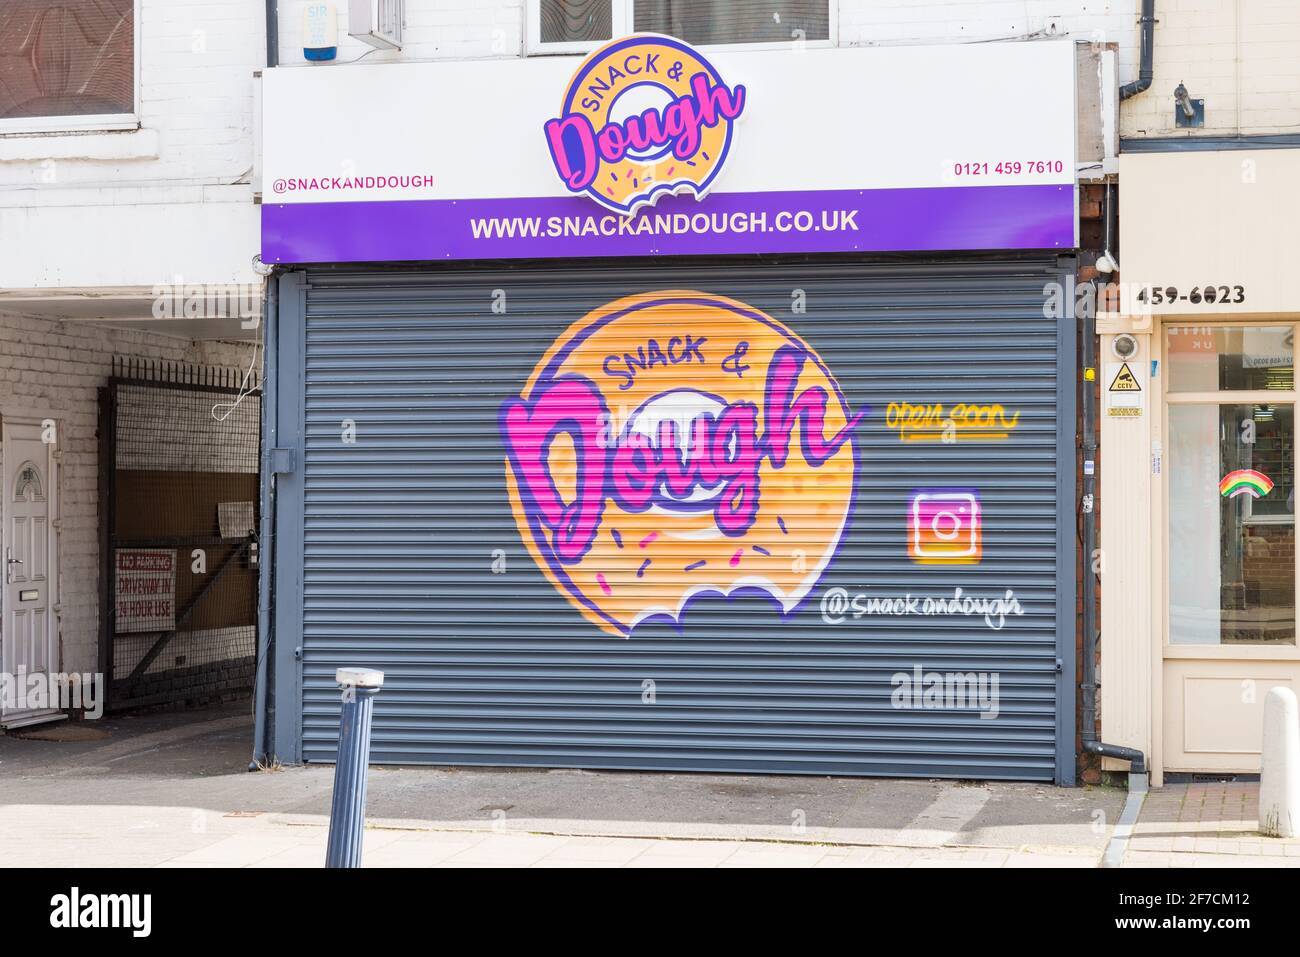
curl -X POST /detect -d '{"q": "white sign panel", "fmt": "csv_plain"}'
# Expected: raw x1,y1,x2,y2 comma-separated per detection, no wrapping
115,549,176,633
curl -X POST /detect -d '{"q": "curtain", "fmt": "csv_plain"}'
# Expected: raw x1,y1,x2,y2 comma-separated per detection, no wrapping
0,0,133,119
635,0,830,45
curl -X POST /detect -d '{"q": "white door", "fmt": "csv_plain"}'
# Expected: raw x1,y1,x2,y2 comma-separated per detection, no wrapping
1,416,62,728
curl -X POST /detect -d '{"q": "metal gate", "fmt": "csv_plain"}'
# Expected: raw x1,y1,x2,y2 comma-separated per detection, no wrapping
276,256,1075,781
100,358,262,711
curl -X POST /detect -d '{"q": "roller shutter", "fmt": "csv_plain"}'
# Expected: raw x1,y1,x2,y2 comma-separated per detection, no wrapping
289,256,1074,781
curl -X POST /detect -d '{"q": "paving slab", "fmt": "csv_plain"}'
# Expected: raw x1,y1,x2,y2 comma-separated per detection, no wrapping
1129,781,1300,865
8,702,1284,869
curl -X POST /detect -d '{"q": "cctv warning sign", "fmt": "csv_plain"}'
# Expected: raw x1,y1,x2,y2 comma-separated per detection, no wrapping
1105,362,1145,418
1109,363,1141,392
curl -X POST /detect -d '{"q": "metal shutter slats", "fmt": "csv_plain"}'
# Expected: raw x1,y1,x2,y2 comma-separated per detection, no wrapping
297,257,1068,780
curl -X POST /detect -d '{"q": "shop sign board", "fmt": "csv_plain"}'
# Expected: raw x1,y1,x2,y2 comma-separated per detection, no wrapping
262,38,1078,263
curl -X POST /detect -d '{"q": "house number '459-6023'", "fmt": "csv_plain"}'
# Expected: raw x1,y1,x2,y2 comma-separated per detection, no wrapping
1137,285,1245,305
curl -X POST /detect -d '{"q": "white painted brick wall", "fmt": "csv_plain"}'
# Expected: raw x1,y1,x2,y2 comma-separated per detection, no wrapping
277,0,1139,74
1122,0,1300,137
0,312,255,677
273,1,1300,140
6,0,1291,274
277,0,524,64
0,1,264,292
266,0,1155,162
839,0,1138,78
0,0,263,192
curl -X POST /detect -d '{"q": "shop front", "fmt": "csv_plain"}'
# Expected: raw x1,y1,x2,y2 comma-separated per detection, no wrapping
259,37,1082,781
1103,148,1300,784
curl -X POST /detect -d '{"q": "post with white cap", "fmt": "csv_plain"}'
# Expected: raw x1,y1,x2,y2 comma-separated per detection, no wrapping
325,667,384,867
1259,686,1300,838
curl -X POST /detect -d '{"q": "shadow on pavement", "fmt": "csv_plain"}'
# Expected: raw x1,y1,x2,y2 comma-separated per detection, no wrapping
0,701,1127,852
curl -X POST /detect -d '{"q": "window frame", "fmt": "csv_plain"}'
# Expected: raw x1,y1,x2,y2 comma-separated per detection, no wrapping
0,0,141,136
1162,319,1300,658
526,0,838,56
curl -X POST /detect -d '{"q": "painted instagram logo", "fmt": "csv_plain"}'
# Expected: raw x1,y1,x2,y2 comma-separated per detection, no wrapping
908,490,982,564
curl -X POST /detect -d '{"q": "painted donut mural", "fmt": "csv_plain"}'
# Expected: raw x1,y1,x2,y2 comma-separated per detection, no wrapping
500,291,866,636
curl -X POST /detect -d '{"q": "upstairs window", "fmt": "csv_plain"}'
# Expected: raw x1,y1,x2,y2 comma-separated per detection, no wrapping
529,0,834,55
0,0,136,133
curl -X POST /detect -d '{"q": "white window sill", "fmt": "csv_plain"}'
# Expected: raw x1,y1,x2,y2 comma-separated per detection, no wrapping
0,127,159,163
526,39,837,56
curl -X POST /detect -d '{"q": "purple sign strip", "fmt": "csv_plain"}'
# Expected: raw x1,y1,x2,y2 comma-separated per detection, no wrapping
261,184,1075,264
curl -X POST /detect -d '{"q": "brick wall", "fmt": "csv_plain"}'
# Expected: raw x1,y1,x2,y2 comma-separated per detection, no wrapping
0,0,262,292
276,0,1140,77
0,311,256,679
839,0,1138,77
1076,183,1108,783
1122,0,1300,137
1240,523,1295,633
271,0,1297,141
0,0,262,191
276,0,524,64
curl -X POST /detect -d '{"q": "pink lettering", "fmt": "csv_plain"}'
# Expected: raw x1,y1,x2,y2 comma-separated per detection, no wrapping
500,378,608,562
501,346,862,555
543,114,600,191
544,72,747,192
763,347,864,469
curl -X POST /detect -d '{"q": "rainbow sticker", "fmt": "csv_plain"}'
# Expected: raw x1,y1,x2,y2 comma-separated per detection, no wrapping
543,35,746,215
1219,469,1274,499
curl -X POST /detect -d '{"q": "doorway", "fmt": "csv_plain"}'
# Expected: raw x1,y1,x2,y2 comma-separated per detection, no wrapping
1163,323,1299,771
99,358,261,712
1,414,63,729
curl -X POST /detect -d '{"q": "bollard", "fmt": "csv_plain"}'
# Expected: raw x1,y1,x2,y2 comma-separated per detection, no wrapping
1260,686,1300,838
325,667,384,867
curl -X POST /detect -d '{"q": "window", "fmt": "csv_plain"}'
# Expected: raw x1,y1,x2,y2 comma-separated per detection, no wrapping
528,0,834,55
1166,324,1297,647
0,0,137,133
1168,325,1294,393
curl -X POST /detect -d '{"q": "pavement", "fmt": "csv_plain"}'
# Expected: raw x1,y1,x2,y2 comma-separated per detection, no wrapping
0,703,1293,868
1125,779,1300,867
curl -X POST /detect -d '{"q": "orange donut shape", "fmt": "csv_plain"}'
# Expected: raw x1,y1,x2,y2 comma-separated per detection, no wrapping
500,291,865,636
543,35,746,215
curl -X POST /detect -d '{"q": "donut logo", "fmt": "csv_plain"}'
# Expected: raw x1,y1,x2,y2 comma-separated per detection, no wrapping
543,35,746,215
500,292,865,636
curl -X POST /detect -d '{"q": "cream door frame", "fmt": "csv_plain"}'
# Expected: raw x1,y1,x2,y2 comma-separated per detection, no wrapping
1096,316,1157,783
1156,318,1300,780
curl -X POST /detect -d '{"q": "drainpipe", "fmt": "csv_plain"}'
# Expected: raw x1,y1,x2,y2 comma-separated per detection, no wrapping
253,3,279,763
1119,0,1155,100
265,1,279,69
1080,237,1147,777
251,273,278,769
